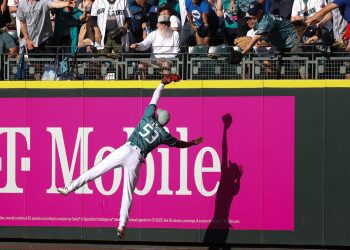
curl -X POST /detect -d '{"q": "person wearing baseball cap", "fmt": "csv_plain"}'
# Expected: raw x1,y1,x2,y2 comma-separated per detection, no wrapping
130,14,180,78
158,3,182,32
131,14,177,54
235,0,262,37
241,1,300,54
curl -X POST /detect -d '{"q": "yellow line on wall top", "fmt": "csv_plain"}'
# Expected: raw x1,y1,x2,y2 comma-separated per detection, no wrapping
0,80,349,89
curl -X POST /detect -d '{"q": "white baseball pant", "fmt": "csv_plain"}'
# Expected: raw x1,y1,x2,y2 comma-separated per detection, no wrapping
66,143,143,228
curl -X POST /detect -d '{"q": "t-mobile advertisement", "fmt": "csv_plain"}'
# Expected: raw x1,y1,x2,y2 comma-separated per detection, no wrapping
0,96,294,231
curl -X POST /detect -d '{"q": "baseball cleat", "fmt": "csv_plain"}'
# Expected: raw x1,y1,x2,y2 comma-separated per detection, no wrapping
117,227,125,240
57,187,69,196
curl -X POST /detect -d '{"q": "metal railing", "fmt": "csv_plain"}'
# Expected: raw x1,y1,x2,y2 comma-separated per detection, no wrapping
2,49,350,81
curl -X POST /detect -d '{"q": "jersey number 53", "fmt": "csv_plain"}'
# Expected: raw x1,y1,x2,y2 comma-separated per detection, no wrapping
138,123,159,144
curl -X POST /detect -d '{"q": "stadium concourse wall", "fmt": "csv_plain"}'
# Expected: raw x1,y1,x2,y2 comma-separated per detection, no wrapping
0,80,349,247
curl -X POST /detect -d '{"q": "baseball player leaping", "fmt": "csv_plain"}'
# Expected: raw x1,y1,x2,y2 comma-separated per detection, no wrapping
57,74,204,239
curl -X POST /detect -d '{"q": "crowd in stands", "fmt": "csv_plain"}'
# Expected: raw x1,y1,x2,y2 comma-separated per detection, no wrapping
0,0,349,60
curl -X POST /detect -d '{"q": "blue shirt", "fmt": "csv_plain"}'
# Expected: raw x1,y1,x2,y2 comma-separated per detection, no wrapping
333,0,350,23
185,0,210,27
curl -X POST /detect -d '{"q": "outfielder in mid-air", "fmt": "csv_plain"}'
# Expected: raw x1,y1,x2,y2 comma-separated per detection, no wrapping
57,74,204,239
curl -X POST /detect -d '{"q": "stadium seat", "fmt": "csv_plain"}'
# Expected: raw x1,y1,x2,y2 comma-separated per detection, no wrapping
188,45,209,57
208,45,230,59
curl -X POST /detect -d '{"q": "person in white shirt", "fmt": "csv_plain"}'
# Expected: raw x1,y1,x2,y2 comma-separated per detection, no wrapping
130,14,180,79
291,0,333,47
130,14,180,57
7,0,20,40
90,0,131,53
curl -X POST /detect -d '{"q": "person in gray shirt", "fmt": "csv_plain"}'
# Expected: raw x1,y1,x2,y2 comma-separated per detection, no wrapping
17,0,75,53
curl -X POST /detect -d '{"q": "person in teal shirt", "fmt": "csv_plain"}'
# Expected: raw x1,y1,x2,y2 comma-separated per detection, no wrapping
217,0,238,44
54,2,84,55
242,1,299,54
236,0,260,36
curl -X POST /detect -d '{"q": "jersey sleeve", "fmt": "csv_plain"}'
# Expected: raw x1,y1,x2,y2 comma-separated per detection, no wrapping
255,15,273,35
163,133,179,147
291,0,300,17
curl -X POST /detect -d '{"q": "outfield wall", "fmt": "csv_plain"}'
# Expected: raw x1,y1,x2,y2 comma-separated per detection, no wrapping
0,80,349,246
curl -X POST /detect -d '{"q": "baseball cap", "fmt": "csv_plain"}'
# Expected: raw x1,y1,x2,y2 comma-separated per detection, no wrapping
158,14,170,23
247,1,263,16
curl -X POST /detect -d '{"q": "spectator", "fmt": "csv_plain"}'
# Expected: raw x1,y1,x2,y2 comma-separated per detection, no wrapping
131,15,179,57
7,0,20,40
291,0,333,48
77,0,99,52
236,0,264,37
141,6,159,39
128,0,150,43
17,0,75,54
306,0,350,24
159,0,186,26
0,31,17,57
0,0,17,57
267,0,294,19
185,0,215,45
159,3,182,32
90,0,131,55
241,1,300,54
217,0,238,44
245,14,276,56
207,0,221,44
338,23,350,51
130,14,180,78
329,0,347,43
244,14,276,77
54,0,85,54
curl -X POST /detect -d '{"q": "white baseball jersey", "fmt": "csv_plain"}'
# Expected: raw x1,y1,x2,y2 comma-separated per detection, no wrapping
291,0,325,17
291,0,332,30
91,0,130,49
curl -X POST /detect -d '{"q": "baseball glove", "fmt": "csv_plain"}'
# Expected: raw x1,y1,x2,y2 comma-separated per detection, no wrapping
227,50,244,65
162,74,181,85
170,74,181,82
291,20,309,39
234,36,252,50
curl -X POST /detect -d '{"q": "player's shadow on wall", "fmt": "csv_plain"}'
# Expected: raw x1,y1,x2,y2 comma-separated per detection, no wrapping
203,113,244,249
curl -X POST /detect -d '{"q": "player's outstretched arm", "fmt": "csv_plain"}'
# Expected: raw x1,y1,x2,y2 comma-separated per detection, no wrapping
149,83,165,106
150,74,181,105
175,137,204,148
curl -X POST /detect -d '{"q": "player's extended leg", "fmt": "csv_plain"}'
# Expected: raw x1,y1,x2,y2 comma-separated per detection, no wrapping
117,149,143,239
57,145,130,195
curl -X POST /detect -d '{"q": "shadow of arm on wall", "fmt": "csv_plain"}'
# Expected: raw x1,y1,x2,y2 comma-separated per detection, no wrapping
203,113,244,245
